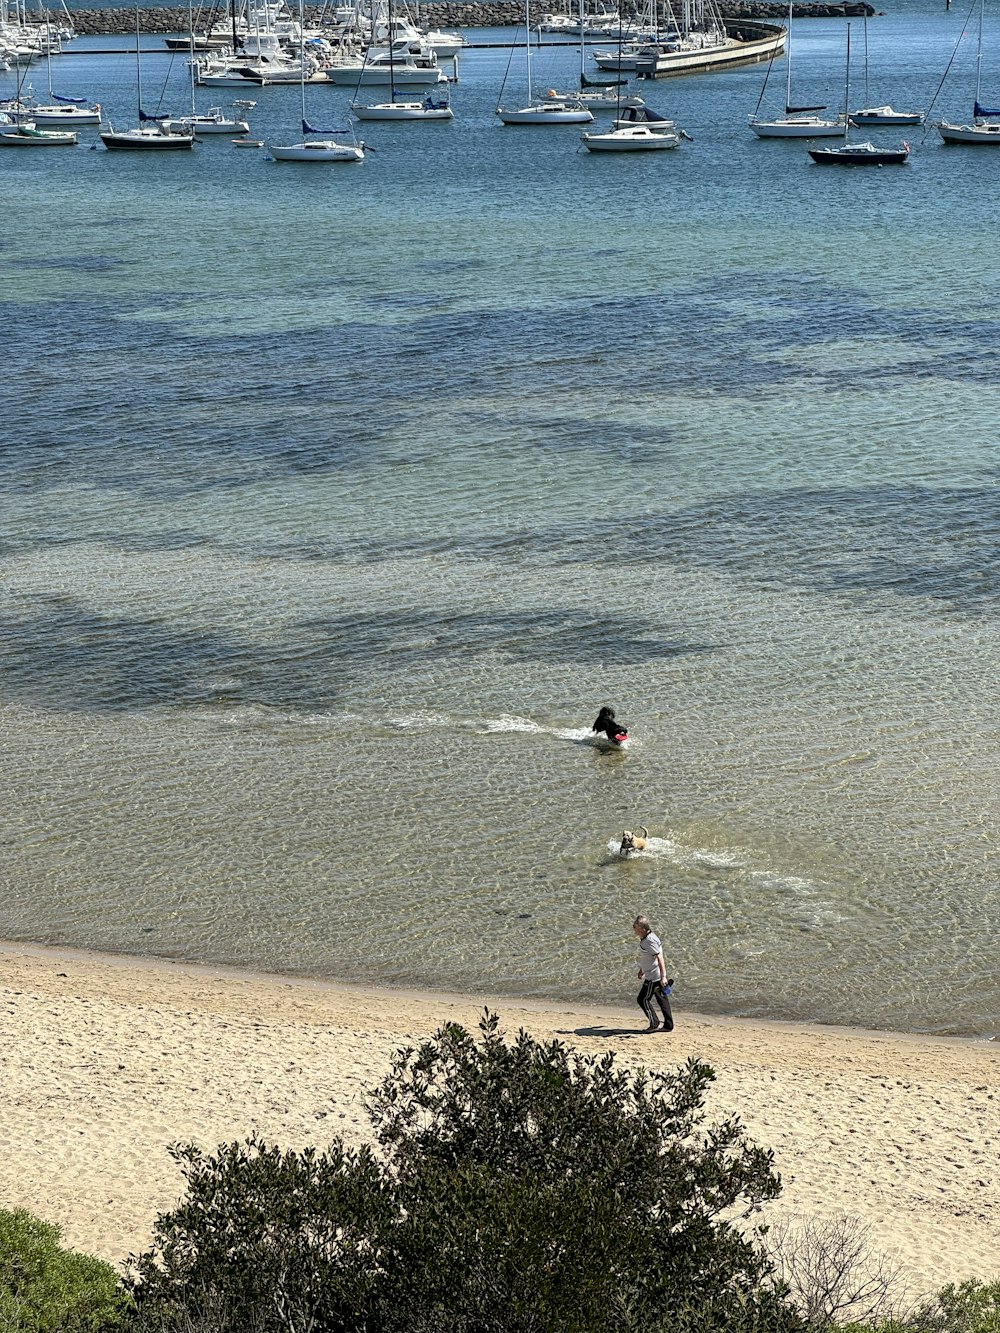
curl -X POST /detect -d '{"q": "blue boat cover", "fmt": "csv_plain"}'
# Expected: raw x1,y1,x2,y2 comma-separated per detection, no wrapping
620,105,672,124
786,103,826,113
52,92,88,104
139,107,169,121
974,99,1000,116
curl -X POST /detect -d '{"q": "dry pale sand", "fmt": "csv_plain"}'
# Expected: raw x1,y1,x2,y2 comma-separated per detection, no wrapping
1,941,997,1299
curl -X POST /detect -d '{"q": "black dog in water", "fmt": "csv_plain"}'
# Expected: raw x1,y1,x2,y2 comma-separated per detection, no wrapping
592,706,628,745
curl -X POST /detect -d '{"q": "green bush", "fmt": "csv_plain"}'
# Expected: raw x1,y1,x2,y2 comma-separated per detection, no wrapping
0,1208,122,1333
906,1281,1000,1333
126,1011,807,1333
840,1281,1000,1333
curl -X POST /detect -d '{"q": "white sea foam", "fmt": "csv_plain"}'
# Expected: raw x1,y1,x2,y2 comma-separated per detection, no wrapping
480,715,545,734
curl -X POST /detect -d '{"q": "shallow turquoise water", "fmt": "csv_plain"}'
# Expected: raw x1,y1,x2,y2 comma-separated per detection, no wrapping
1,2,997,1035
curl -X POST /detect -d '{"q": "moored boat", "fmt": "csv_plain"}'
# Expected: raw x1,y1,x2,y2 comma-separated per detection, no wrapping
808,139,909,164
100,7,196,151
849,105,923,126
934,0,1000,143
938,113,1000,142
497,0,593,126
581,121,678,150
0,123,77,145
162,104,253,135
352,93,453,120
100,122,196,149
270,0,365,162
749,0,840,137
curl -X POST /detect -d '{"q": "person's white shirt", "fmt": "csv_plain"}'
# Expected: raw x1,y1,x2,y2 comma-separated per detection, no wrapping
637,930,664,982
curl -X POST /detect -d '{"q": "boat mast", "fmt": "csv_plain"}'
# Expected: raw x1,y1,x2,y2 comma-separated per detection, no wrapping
135,4,142,118
975,0,983,111
784,0,792,112
44,0,54,97
299,0,306,129
578,0,584,88
842,21,849,137
188,0,196,115
862,9,868,107
525,0,533,103
388,0,395,103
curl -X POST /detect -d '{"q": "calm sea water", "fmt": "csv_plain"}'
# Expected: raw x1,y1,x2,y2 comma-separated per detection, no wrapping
1,0,997,1037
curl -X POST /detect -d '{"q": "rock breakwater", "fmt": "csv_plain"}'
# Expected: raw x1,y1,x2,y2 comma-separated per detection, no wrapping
64,1,874,35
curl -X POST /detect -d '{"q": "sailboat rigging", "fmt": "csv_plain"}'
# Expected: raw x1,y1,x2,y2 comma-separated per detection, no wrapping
270,0,365,160
100,7,195,148
749,0,842,138
580,1,681,150
163,2,252,134
936,0,1000,143
496,0,593,125
807,25,910,163
849,10,922,125
352,0,454,119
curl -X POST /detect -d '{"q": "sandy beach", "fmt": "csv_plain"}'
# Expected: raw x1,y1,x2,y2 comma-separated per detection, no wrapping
1,941,996,1300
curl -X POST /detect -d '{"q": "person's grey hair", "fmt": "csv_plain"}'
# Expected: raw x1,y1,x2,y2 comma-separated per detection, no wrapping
633,914,650,931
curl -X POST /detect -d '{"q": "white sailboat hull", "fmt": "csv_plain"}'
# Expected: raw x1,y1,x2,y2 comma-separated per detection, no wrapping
749,117,843,137
582,123,679,150
351,101,452,119
497,103,594,124
269,139,364,160
325,65,444,86
0,126,77,145
197,71,265,85
162,114,250,134
938,119,1000,142
29,105,102,125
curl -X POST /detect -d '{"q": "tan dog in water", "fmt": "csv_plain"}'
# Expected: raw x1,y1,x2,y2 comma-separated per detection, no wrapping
619,826,649,857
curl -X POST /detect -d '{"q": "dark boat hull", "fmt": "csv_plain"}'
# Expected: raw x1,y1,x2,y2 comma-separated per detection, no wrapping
808,147,909,164
100,132,195,150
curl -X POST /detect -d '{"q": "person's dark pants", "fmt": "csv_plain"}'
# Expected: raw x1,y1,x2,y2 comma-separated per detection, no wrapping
637,979,673,1030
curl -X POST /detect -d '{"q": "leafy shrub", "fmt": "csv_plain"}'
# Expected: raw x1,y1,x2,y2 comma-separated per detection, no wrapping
0,1208,122,1333
126,1011,807,1333
908,1281,1000,1333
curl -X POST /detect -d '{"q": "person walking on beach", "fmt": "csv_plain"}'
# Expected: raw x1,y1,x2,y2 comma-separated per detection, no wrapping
633,914,673,1033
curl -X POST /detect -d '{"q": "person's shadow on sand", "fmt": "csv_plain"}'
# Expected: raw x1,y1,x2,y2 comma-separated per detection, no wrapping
562,1026,651,1040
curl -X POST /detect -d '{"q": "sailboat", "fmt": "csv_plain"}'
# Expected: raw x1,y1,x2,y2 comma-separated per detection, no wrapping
162,13,252,135
544,0,642,109
16,13,101,125
270,0,365,161
100,8,195,149
352,89,453,120
0,117,76,144
849,11,922,126
581,10,679,150
749,0,842,138
938,0,1000,143
352,0,453,120
808,26,910,163
496,0,593,125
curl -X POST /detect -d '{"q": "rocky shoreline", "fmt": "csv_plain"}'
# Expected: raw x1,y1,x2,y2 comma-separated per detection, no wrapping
61,1,875,35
